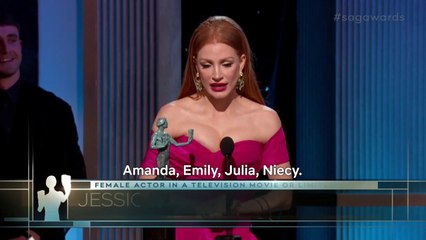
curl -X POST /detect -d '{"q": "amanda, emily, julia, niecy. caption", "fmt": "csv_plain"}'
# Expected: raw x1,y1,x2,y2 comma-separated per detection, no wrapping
123,165,302,179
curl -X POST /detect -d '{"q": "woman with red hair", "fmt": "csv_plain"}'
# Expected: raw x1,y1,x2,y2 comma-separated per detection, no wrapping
142,16,292,240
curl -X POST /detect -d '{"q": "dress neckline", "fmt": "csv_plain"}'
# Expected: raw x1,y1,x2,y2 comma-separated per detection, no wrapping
174,136,262,154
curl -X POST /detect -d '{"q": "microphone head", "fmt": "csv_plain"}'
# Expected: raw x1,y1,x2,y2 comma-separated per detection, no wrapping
220,136,234,156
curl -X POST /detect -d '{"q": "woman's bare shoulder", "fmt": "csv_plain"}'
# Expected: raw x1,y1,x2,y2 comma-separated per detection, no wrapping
156,97,194,118
155,101,178,120
258,105,282,129
153,97,198,129
241,98,283,140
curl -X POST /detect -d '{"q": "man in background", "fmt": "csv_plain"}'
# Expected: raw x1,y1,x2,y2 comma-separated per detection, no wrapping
0,12,86,239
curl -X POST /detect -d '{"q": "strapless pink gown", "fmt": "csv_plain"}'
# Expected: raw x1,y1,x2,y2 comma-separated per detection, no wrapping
142,127,289,240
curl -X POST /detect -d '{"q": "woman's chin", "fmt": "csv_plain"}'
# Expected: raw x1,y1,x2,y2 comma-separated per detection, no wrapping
205,90,235,100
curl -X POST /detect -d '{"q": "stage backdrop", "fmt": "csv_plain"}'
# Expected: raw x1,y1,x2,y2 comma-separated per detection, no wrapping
297,0,426,239
34,0,425,239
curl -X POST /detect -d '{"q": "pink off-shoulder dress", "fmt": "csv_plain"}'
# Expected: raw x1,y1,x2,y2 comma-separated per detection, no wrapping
142,127,289,240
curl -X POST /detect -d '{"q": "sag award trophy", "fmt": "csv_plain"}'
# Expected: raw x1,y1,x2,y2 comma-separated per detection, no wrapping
146,119,193,240
150,117,193,179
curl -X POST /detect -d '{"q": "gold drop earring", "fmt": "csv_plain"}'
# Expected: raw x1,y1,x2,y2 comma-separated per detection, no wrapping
237,72,245,91
194,72,203,92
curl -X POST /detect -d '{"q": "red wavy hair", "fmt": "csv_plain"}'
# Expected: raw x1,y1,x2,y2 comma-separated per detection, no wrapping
177,16,265,105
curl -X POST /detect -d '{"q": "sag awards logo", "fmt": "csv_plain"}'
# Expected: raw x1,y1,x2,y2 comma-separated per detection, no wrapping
37,174,71,221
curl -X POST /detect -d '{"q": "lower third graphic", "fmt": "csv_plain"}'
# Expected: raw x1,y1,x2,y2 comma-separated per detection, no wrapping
37,174,71,221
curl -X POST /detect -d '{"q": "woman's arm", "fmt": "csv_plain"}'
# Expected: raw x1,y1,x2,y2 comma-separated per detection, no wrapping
234,162,293,216
170,129,194,147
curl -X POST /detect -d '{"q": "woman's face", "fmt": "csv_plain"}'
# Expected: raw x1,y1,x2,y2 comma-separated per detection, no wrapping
195,43,246,100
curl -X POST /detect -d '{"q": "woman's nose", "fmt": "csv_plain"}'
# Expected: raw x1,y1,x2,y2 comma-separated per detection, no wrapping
212,66,223,81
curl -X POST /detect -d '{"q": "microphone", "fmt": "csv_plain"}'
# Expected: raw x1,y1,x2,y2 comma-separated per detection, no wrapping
220,136,234,181
216,136,241,240
220,136,234,157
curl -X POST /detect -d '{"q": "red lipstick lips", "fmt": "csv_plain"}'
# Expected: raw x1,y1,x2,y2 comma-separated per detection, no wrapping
210,83,227,92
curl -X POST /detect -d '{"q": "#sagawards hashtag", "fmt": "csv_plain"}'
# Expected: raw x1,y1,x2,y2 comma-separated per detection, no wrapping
334,13,341,21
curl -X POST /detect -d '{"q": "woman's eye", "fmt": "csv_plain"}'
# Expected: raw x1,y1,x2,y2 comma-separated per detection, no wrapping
201,64,211,68
223,63,233,67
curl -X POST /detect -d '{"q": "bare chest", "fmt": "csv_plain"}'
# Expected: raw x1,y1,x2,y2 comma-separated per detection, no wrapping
172,119,262,152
